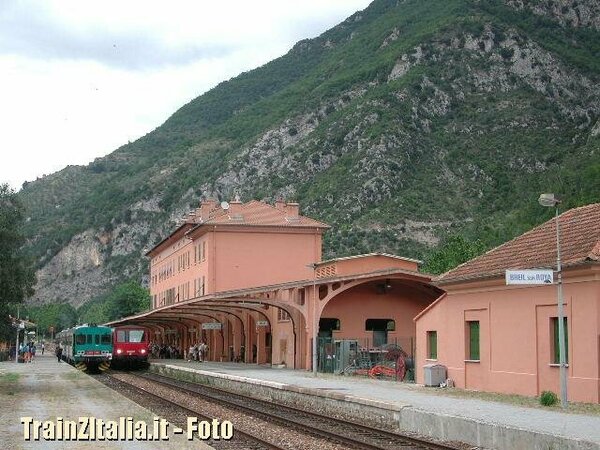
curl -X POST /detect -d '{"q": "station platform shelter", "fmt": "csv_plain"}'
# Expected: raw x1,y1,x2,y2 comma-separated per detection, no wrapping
109,252,443,372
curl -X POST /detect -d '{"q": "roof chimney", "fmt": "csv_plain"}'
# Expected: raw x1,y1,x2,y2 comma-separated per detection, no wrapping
199,199,217,220
285,202,299,217
229,198,243,214
275,199,286,211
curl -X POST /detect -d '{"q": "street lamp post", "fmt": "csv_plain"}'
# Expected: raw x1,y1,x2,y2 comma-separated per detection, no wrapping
306,263,318,376
538,193,567,408
15,321,24,363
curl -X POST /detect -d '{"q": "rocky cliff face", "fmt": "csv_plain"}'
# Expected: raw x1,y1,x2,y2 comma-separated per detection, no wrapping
506,0,600,30
33,230,108,307
20,0,600,307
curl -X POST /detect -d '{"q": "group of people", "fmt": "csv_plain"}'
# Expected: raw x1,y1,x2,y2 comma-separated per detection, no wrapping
148,342,181,359
187,341,208,362
19,341,43,362
146,341,209,361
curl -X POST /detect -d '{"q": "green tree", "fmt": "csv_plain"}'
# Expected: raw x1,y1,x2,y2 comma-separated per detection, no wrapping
422,235,486,275
105,280,150,321
22,303,77,337
78,295,110,325
0,183,35,340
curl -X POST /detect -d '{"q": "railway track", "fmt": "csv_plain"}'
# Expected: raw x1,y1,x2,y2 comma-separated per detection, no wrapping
97,373,285,450
127,371,463,450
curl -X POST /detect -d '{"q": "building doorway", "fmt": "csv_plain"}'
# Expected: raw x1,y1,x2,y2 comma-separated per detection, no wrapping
365,318,395,348
319,317,340,339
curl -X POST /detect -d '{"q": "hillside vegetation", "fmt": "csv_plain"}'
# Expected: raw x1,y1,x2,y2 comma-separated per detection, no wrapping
18,0,600,307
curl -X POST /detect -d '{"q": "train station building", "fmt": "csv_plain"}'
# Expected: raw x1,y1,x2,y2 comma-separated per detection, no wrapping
110,199,443,371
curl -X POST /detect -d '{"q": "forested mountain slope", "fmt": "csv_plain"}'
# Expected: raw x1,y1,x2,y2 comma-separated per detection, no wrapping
19,0,600,306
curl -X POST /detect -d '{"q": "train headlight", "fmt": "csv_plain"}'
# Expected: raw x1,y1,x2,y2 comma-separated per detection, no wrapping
140,349,146,354
116,348,123,354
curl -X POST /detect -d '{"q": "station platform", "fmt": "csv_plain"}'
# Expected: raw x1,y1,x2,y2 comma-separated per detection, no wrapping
0,354,210,449
150,359,600,450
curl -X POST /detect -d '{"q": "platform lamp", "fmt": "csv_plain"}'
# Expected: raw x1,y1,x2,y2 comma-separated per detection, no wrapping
538,193,567,408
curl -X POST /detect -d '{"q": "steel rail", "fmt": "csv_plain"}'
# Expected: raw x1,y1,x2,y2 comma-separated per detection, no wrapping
138,372,460,450
99,373,284,450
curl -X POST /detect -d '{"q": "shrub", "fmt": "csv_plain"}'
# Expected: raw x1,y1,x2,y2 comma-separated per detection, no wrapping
499,47,514,60
540,391,558,406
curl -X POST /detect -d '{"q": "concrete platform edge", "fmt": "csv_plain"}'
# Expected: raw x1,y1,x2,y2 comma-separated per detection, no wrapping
151,363,599,450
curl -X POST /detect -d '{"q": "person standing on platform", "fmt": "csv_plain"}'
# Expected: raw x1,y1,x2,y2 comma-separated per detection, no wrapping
56,344,63,362
199,342,207,362
24,343,31,363
30,342,36,362
41,342,45,355
18,343,25,363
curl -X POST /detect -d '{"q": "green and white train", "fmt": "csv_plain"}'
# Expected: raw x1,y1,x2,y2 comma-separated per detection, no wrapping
56,324,113,371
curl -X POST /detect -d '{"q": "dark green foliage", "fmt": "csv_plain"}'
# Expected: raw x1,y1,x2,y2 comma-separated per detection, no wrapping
478,0,600,75
499,47,514,60
0,184,36,340
21,303,77,336
77,295,110,325
540,390,559,406
422,235,487,275
77,280,150,325
103,280,150,321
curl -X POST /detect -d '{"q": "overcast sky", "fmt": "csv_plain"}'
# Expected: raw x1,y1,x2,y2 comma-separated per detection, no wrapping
0,0,371,191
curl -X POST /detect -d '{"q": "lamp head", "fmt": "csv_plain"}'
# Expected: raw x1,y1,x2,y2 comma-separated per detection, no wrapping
538,193,561,207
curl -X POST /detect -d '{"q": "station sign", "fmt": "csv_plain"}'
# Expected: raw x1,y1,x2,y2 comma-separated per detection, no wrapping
256,320,269,327
505,269,554,285
201,322,222,330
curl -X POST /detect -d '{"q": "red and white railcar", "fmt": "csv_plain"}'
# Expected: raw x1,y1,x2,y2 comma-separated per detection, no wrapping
111,326,149,368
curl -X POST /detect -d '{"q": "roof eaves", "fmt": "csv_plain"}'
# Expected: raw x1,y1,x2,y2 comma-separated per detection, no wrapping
439,204,600,281
413,292,447,322
191,221,329,229
435,259,597,286
589,241,600,261
316,252,422,266
145,222,193,256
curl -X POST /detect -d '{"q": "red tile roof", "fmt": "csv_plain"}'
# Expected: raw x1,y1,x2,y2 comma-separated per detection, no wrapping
193,200,329,229
437,203,600,284
148,200,328,256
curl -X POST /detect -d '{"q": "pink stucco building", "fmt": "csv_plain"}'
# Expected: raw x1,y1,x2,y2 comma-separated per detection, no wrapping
119,199,441,370
148,199,327,307
415,203,600,403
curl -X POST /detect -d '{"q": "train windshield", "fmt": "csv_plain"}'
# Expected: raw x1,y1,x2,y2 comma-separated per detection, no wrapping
75,334,86,345
116,329,145,343
101,334,112,344
129,330,145,343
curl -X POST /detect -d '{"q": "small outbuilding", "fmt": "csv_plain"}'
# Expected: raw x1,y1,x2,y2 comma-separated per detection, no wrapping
415,203,600,403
